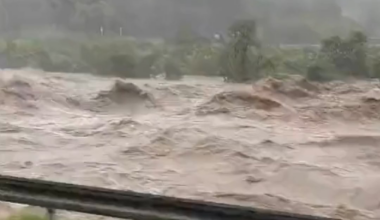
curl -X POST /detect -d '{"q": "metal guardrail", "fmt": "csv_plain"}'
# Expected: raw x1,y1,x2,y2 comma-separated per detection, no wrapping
0,174,339,220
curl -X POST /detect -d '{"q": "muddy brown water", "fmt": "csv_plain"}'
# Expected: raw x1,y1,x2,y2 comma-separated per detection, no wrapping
0,69,380,220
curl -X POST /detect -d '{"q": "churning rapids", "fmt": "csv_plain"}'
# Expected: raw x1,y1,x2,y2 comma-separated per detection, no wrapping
0,69,380,220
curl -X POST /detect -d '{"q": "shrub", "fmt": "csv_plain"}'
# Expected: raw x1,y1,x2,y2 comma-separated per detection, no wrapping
164,57,183,80
135,52,163,78
182,44,222,76
320,31,369,78
307,64,327,81
108,54,137,78
79,39,139,77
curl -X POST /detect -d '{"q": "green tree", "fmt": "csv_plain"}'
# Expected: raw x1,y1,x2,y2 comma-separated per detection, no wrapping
320,31,369,78
219,19,262,82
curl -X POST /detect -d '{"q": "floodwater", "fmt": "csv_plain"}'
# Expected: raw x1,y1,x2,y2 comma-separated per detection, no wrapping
0,69,380,220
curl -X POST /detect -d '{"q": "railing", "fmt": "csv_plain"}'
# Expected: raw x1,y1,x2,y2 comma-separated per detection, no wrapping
0,174,339,220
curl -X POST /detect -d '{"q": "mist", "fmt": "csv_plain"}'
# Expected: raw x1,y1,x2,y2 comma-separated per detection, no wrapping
0,0,379,44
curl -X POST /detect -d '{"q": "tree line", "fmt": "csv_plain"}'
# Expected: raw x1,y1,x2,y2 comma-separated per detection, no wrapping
0,0,379,43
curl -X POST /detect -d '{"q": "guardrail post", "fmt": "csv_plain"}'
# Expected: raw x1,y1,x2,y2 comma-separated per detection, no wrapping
46,208,56,220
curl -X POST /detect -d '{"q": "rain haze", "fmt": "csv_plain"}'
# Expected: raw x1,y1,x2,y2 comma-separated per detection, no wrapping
0,0,379,42
0,1,380,220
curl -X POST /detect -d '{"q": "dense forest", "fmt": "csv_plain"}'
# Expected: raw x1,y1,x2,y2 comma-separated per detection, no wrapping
0,0,379,44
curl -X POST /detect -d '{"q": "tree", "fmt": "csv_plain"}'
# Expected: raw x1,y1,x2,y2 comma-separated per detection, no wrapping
219,19,261,82
320,31,369,77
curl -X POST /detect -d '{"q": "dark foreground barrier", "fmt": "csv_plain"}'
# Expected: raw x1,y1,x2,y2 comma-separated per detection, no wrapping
0,174,338,220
